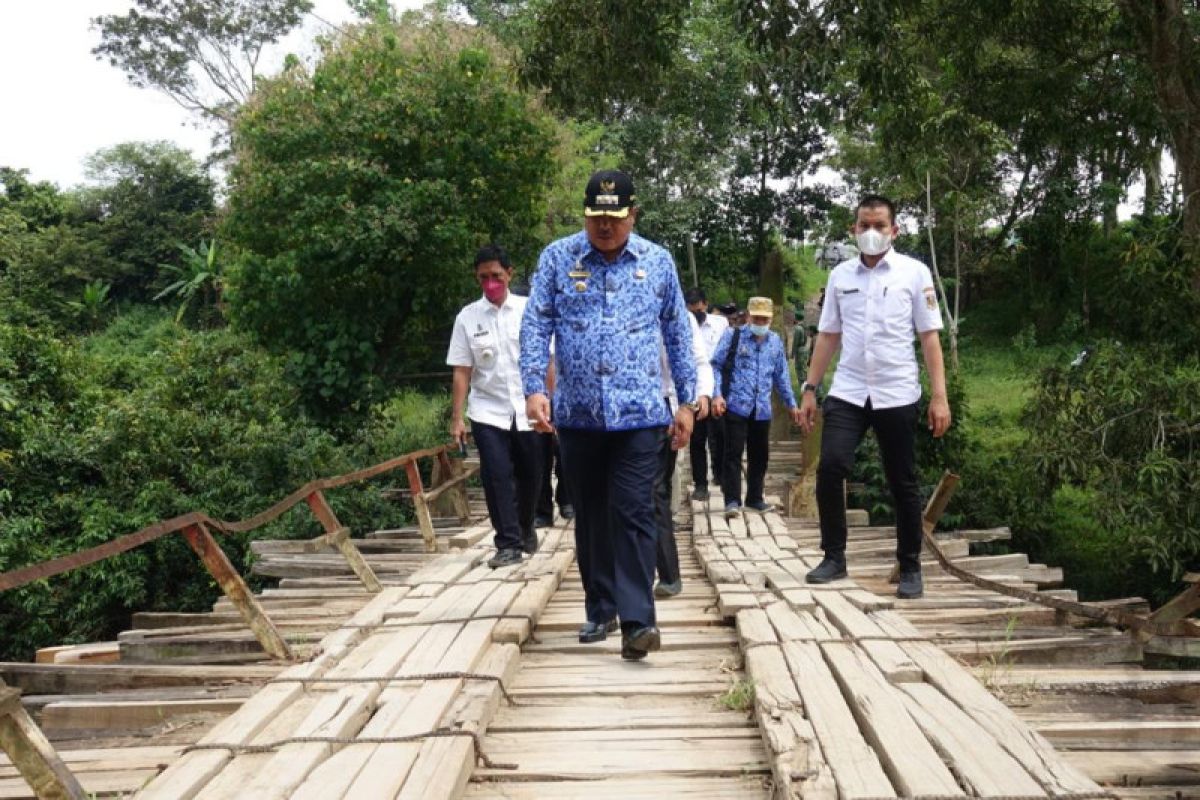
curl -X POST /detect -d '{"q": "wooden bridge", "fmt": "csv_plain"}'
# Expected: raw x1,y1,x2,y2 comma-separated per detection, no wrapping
0,441,1197,798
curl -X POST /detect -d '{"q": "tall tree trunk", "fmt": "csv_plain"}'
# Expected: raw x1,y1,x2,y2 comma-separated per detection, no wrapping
1143,143,1164,217
1120,0,1200,290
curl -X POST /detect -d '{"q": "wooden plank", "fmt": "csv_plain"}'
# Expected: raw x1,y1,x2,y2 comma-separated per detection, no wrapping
874,616,1102,795
758,604,893,799
137,587,408,799
736,609,835,800
819,642,962,797
812,592,921,682
898,682,1045,797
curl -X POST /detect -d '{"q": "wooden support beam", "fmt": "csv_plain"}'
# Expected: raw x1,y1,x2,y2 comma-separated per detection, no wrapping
889,471,959,584
1148,581,1200,627
405,461,439,553
434,451,472,523
305,491,383,593
181,524,294,661
0,686,86,799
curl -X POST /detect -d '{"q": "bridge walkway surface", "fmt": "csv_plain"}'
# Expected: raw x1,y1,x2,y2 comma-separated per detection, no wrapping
0,442,1196,797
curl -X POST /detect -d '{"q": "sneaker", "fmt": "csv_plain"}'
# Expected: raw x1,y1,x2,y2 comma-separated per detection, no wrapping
559,504,575,520
805,556,848,584
724,502,741,520
487,548,523,569
654,579,683,598
691,486,710,501
897,570,924,599
746,501,773,513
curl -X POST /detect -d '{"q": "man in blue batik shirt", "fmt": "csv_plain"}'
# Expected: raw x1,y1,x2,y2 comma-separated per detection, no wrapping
521,170,698,662
711,296,803,519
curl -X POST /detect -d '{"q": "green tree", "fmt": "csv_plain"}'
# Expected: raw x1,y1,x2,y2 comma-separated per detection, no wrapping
92,0,314,125
224,19,561,413
81,141,216,303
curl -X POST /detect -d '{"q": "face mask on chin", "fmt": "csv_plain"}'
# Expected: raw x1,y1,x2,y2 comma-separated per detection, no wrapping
856,228,892,257
692,309,707,326
481,278,507,304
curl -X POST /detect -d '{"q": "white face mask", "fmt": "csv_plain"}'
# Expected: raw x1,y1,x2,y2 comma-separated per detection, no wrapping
856,228,892,257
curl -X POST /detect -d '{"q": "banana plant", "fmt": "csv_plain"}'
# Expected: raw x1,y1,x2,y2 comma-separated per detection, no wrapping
155,239,223,323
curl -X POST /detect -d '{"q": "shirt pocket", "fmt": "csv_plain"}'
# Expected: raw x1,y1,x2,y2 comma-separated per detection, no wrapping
837,287,866,319
883,283,914,329
469,329,498,369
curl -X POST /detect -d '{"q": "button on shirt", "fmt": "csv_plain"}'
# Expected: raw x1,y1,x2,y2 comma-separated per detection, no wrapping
521,230,697,431
696,313,730,358
818,250,944,409
710,329,797,420
446,292,530,431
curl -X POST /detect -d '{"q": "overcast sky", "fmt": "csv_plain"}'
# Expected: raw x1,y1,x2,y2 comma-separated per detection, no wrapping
0,1,422,189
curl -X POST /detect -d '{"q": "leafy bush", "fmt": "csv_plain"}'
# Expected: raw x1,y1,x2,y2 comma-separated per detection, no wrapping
0,311,446,659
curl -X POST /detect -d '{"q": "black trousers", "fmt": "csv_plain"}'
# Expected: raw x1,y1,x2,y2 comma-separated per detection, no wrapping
689,415,724,489
653,428,681,585
558,427,663,629
471,420,543,552
722,411,771,506
535,433,569,518
816,396,923,572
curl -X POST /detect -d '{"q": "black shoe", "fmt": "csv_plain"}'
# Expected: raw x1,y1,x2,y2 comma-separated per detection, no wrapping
621,626,661,661
897,570,924,599
654,579,683,598
691,486,709,501
559,504,575,520
487,548,523,569
578,619,619,644
534,515,553,529
521,531,538,555
805,556,848,584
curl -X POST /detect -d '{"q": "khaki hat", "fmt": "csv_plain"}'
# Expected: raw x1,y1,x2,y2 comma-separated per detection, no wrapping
747,296,774,318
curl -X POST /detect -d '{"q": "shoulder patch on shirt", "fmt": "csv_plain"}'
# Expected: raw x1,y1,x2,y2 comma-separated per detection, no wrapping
923,286,938,309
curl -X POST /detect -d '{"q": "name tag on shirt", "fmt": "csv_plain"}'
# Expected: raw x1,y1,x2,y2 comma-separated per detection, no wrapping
838,287,860,295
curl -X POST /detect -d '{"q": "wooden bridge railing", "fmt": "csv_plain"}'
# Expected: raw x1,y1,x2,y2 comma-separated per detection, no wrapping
0,442,478,798
0,442,479,657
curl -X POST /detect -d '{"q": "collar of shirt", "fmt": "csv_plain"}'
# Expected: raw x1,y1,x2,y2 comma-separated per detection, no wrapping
579,232,646,268
856,249,894,273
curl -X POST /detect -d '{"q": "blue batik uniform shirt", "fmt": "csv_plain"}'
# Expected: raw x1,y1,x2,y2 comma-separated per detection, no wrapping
710,328,798,420
520,230,697,431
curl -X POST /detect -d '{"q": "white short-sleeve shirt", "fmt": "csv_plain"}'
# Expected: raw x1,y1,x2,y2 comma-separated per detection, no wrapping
817,249,943,409
696,313,730,358
661,313,716,411
446,293,530,431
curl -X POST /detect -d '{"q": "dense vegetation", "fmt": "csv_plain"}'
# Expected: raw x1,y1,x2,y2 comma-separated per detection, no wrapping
0,1,1196,657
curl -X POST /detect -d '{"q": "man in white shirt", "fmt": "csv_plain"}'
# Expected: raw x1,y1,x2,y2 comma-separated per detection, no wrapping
447,245,543,569
798,195,952,599
685,287,729,500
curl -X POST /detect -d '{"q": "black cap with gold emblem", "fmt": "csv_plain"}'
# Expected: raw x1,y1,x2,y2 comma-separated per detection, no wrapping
583,169,636,218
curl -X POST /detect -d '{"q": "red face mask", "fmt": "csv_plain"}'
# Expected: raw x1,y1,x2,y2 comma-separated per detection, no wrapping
481,277,507,304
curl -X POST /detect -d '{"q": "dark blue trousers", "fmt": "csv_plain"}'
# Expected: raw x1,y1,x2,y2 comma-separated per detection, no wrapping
471,420,542,552
558,426,663,630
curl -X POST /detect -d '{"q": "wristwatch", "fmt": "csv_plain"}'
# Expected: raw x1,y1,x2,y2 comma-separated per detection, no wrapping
684,400,701,412
801,382,819,394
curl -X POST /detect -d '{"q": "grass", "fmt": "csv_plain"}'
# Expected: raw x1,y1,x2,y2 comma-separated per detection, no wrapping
717,677,756,712
955,331,1082,452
